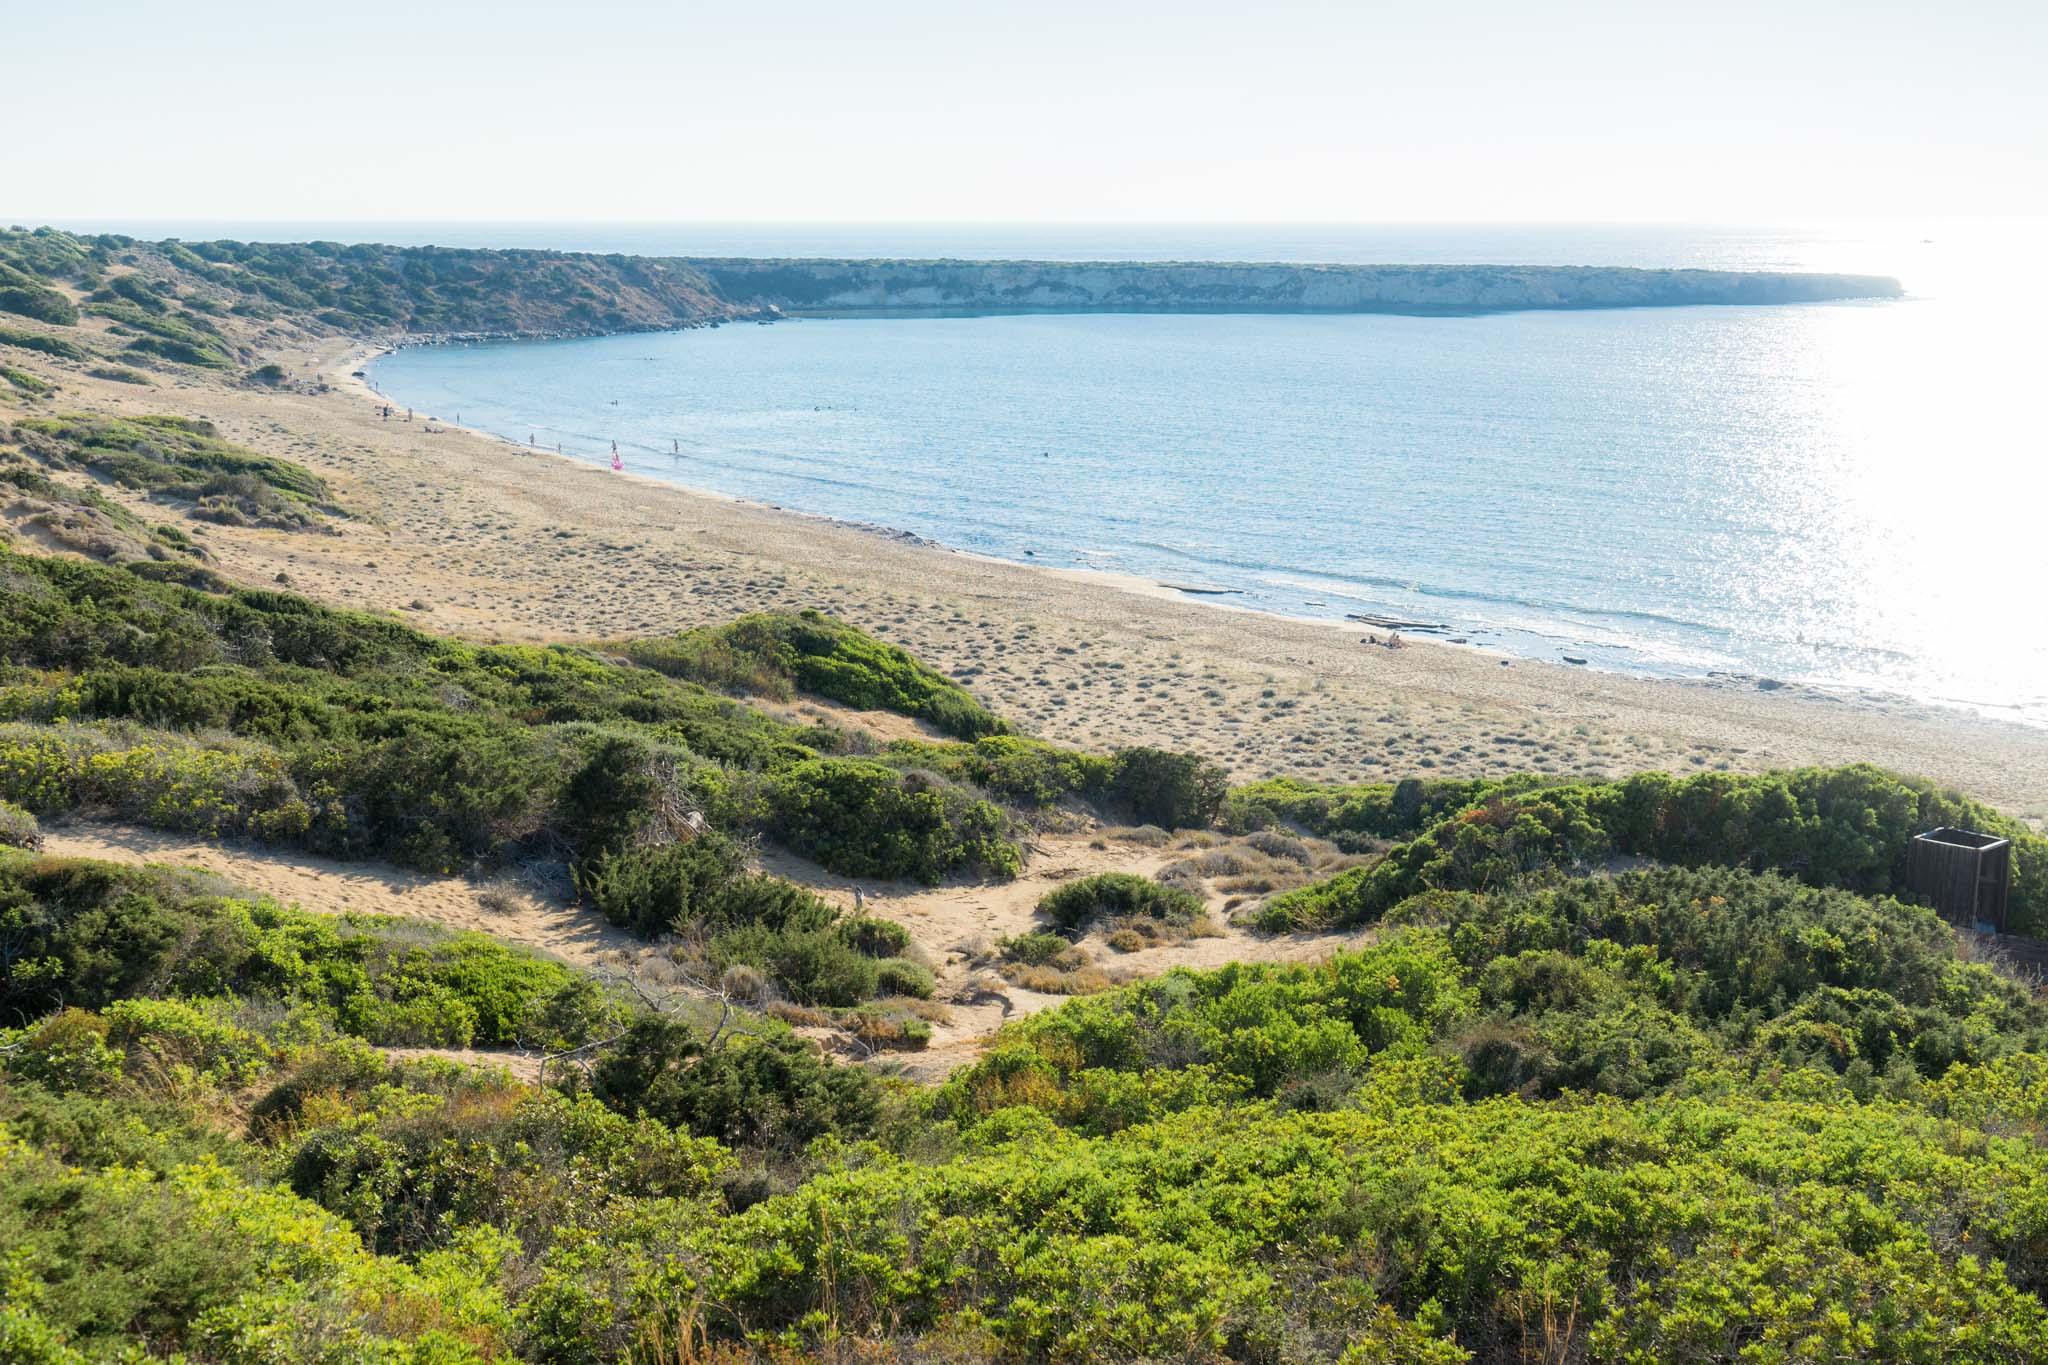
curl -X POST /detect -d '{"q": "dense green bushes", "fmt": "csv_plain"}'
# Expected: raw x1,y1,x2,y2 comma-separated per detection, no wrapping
0,854,610,1050
0,553,1236,886
586,1015,882,1151
10,843,2048,1357
1108,744,1230,828
11,413,338,527
765,757,1018,881
0,551,1035,884
622,609,1009,739
0,325,89,361
885,732,1114,805
947,865,2044,1131
884,735,1227,829
1,365,54,396
1225,772,1554,847
0,282,78,327
1038,871,1203,932
1256,764,2048,933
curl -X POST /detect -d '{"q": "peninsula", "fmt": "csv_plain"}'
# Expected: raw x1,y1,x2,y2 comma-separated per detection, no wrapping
1,230,1900,350
689,257,1905,317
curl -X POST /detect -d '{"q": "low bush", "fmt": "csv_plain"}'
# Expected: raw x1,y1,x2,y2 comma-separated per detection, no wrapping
1108,745,1229,829
587,1014,882,1151
873,956,935,998
0,853,612,1050
0,797,41,848
998,930,1078,967
85,365,151,384
767,758,1019,882
13,413,339,525
1038,871,1204,932
1255,764,2048,933
837,914,912,957
0,325,89,360
623,609,1008,739
1224,773,1551,844
2,365,54,395
0,284,79,326
709,924,880,1006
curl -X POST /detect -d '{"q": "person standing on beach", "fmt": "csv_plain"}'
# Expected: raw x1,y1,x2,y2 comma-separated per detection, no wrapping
611,441,623,472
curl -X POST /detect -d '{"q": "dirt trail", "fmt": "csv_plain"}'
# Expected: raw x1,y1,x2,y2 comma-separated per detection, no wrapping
38,823,642,970
761,831,1375,1077
43,821,1371,1078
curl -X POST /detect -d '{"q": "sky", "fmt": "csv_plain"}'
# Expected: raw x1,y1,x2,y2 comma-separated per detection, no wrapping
5,0,2044,225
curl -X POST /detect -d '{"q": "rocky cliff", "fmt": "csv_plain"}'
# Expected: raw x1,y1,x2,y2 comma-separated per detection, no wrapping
686,259,1903,317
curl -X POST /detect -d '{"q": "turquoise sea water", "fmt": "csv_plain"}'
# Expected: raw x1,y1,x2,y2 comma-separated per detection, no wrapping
361,223,2048,725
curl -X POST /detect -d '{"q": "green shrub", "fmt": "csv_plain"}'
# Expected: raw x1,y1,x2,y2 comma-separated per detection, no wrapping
0,798,41,849
873,957,935,998
1257,764,2048,934
884,733,1115,807
587,1015,881,1150
710,925,880,1006
624,609,1008,739
837,915,912,957
1223,773,1550,844
0,285,78,326
1109,746,1229,829
13,413,338,524
767,758,1019,882
1038,872,1203,932
0,326,88,360
575,832,752,936
2,365,53,395
0,854,606,1049
998,930,1075,966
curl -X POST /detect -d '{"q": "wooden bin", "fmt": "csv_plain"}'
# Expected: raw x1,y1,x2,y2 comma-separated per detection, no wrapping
1906,827,2012,932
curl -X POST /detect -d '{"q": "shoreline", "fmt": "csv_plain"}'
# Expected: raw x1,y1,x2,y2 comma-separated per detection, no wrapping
29,328,2048,819
357,337,2044,740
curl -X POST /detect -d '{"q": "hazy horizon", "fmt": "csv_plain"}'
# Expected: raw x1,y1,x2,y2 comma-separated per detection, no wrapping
11,1,2042,224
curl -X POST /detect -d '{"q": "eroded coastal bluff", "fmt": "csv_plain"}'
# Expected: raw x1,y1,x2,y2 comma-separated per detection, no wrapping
689,258,1904,317
22,231,1898,341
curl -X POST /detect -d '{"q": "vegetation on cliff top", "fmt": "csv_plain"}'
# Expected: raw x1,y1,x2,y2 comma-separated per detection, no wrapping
0,225,739,342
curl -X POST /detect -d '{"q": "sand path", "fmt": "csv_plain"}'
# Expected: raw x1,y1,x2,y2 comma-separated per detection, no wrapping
38,823,641,969
41,819,1373,1077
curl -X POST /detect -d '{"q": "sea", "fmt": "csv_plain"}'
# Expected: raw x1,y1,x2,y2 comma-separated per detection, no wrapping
158,218,2035,727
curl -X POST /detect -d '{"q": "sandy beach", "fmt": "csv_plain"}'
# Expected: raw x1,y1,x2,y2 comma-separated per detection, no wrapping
16,329,2048,822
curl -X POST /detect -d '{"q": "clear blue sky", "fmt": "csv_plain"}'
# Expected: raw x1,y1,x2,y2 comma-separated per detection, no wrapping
8,0,2043,223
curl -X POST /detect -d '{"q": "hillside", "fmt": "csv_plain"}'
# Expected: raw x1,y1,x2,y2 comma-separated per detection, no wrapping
687,257,1905,316
2,228,1901,356
2,557,2047,1360
0,226,746,344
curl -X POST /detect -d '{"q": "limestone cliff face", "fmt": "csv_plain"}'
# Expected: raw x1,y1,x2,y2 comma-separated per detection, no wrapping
687,259,1902,317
